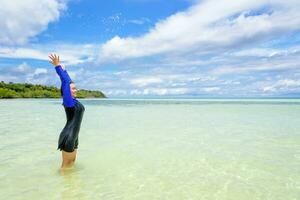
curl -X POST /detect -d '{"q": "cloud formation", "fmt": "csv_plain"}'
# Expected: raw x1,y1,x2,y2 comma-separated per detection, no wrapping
1,0,300,97
0,43,96,65
99,0,300,61
0,0,66,45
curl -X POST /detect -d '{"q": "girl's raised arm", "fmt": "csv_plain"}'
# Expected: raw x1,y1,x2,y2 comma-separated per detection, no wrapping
49,54,75,107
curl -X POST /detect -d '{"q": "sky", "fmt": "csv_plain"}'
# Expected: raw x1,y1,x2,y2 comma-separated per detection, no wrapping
0,0,300,97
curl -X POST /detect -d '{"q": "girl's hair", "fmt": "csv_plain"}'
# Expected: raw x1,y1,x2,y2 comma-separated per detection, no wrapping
60,81,74,96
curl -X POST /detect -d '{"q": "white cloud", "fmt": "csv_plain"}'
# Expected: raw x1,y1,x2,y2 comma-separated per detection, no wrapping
142,88,190,95
202,87,220,92
130,89,143,95
99,0,300,61
231,46,300,58
128,17,151,25
262,86,276,92
13,62,32,73
34,68,48,75
262,79,300,93
129,74,216,88
0,43,96,65
0,47,46,60
211,51,300,75
105,86,223,96
277,79,300,87
130,77,163,87
0,0,66,45
0,75,19,83
0,62,60,86
105,89,128,96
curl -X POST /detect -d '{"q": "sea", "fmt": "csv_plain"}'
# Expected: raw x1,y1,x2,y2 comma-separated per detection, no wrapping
0,98,299,199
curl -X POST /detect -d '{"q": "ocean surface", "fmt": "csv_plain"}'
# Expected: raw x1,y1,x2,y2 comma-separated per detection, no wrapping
0,98,299,200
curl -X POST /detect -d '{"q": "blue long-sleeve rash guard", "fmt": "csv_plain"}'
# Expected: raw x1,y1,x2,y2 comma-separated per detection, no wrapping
55,65,77,107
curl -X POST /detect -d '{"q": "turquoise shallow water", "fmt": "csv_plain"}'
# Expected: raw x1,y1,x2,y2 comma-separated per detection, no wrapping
0,98,300,199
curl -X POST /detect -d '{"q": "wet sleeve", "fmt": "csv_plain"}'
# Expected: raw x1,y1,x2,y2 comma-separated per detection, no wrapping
55,65,75,107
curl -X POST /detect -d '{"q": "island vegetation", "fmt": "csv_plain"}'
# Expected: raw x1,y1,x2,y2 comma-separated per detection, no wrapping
0,81,106,99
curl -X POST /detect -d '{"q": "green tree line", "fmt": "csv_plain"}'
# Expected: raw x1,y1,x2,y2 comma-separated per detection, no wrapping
0,81,106,99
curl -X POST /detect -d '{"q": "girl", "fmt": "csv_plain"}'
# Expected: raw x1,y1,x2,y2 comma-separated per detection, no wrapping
49,54,85,169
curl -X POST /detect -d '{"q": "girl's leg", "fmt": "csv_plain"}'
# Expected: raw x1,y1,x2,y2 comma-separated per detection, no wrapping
61,150,77,168
73,138,78,162
73,149,77,162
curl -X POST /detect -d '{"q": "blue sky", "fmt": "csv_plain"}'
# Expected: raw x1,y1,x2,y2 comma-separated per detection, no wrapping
1,0,300,97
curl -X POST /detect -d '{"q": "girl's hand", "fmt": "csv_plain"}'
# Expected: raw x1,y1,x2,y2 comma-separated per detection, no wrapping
48,54,60,66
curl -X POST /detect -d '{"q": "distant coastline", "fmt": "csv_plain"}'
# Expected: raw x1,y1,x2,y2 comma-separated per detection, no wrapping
0,81,106,99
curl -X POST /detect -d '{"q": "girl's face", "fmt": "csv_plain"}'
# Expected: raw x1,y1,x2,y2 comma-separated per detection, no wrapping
70,83,77,98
